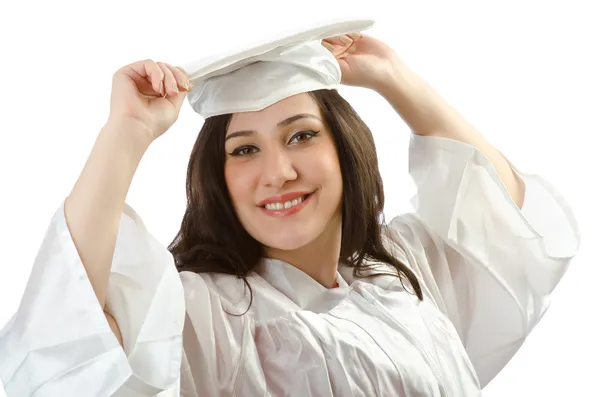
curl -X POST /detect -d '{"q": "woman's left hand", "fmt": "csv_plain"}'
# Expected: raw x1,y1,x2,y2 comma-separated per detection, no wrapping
321,32,401,92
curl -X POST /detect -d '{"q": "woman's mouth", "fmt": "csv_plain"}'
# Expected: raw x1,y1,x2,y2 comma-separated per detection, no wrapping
259,192,314,216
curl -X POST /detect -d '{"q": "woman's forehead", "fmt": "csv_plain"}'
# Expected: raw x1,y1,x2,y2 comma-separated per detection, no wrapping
227,93,321,133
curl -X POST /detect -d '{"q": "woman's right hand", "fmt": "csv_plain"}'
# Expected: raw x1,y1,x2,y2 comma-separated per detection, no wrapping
108,59,192,144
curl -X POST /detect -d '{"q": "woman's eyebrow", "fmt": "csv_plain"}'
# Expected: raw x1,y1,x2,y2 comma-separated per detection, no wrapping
225,113,321,142
277,113,321,127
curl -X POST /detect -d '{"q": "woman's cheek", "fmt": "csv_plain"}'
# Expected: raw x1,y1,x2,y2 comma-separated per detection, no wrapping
224,162,245,205
226,161,259,207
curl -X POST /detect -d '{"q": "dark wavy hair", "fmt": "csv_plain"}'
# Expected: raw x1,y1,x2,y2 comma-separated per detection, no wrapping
168,89,423,302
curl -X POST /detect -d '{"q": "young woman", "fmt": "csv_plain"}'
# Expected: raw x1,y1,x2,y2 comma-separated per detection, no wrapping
0,26,579,396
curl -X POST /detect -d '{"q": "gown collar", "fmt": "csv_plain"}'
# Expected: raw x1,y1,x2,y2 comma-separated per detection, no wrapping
255,257,350,311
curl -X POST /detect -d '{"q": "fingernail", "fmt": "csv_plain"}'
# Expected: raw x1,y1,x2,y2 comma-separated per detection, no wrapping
172,81,179,94
340,35,352,45
159,81,164,95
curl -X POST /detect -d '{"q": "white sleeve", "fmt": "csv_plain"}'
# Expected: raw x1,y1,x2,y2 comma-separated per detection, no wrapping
387,133,580,387
0,200,186,396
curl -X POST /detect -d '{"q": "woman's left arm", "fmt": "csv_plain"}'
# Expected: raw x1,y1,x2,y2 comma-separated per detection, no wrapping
323,32,525,207
375,60,526,208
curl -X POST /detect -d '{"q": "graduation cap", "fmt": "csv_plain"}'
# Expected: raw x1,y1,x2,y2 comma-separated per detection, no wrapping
182,18,375,119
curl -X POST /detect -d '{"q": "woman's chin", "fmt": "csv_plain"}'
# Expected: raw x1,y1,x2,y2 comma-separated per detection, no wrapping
260,233,314,252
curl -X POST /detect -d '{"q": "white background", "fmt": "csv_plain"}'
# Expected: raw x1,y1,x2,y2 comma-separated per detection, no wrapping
1,0,598,395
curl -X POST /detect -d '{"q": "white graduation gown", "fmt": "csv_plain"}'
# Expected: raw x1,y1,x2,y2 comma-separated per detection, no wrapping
0,134,580,396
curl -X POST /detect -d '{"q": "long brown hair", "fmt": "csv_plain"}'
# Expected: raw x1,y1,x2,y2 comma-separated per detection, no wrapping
168,89,423,301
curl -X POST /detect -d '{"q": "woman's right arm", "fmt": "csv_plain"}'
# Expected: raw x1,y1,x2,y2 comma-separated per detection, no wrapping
0,60,192,396
65,118,152,331
65,58,190,344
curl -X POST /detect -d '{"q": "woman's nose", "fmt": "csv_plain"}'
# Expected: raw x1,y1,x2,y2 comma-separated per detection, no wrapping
261,148,298,188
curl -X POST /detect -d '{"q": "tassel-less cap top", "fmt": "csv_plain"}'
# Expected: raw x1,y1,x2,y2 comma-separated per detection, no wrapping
182,18,375,119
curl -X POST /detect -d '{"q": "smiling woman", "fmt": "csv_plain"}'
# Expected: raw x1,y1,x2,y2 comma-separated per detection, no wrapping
0,17,580,397
225,100,342,265
170,89,422,302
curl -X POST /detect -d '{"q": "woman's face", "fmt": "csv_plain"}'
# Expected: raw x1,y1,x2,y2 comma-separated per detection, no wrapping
224,93,343,251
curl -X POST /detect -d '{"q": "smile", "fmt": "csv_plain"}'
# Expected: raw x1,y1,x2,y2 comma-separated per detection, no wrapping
263,194,308,210
259,192,314,217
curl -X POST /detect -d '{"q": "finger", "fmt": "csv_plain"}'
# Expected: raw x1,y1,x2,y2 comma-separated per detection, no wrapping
165,88,188,111
321,38,349,57
135,77,161,97
164,63,191,91
157,62,179,97
120,59,165,96
347,32,363,40
323,34,353,46
322,36,339,44
321,40,335,52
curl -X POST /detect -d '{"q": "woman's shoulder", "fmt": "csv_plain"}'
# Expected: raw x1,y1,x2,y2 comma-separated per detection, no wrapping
179,270,246,300
178,270,272,315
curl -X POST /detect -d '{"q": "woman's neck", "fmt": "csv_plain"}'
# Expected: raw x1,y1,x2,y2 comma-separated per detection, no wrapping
265,214,342,288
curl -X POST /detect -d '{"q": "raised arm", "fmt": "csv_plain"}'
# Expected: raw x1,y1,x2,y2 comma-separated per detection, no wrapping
376,60,526,208
66,119,151,316
322,32,525,207
0,59,191,397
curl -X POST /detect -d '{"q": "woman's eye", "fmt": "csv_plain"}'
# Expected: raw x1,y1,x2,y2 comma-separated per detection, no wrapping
289,130,320,144
230,146,258,156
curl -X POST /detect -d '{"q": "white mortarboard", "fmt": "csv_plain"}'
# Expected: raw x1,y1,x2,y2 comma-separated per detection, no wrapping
183,18,375,119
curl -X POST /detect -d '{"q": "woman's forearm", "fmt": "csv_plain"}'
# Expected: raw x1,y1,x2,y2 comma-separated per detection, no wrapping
65,118,152,309
377,60,525,208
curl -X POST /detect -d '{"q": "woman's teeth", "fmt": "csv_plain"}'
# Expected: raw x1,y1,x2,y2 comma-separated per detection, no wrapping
264,195,306,211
